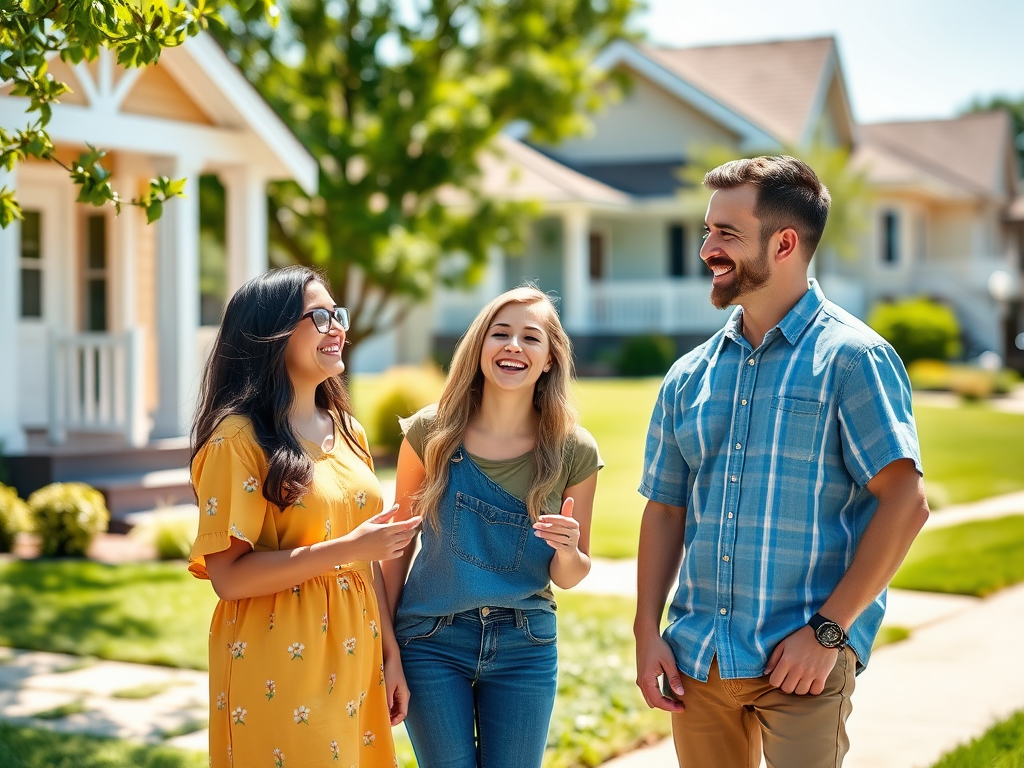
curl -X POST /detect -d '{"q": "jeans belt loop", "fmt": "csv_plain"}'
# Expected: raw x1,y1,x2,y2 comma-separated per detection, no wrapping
444,613,456,626
514,609,525,628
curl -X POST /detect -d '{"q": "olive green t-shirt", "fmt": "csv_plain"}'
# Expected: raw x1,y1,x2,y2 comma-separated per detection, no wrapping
400,404,603,515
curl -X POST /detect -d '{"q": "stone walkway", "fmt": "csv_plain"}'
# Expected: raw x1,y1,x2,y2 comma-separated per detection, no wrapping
1,490,1022,766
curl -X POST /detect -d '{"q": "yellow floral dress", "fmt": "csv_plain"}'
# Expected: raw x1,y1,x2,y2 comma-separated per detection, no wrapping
189,415,397,768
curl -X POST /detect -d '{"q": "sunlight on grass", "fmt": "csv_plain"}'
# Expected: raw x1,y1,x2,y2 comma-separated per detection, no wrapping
0,723,208,768
0,561,217,670
891,516,1024,597
929,709,1024,768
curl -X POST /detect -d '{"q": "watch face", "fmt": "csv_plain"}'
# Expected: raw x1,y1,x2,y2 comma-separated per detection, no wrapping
815,622,845,648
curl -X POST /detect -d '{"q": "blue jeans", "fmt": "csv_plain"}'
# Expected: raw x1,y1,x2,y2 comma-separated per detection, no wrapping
398,607,558,768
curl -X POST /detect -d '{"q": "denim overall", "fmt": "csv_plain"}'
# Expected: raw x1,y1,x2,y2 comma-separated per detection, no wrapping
395,448,559,768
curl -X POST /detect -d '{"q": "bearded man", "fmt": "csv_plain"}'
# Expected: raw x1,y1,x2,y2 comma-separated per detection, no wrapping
633,155,929,768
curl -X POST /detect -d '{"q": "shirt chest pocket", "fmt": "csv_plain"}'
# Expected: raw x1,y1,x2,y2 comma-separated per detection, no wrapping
769,396,824,462
451,492,530,573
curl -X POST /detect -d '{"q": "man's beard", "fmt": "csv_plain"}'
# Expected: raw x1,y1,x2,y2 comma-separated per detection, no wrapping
707,244,772,309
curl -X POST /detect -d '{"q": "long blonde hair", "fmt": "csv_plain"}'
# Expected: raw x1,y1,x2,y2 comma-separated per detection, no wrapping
414,286,577,526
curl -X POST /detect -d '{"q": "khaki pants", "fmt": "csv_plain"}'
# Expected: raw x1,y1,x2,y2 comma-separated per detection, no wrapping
671,647,856,768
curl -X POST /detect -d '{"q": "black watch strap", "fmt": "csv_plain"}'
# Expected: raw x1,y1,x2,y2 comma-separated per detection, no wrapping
808,612,848,649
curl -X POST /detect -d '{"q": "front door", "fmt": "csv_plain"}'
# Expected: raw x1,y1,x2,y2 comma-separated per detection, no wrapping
17,168,75,429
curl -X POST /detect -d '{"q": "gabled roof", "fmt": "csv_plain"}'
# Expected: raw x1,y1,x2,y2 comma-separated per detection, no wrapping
642,37,847,148
857,112,1018,201
0,32,317,193
439,135,631,208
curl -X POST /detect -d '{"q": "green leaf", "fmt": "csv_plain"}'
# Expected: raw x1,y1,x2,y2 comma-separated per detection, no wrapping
145,198,163,223
0,189,23,229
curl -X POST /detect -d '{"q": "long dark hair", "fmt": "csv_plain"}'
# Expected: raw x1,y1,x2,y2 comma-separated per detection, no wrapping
190,266,367,508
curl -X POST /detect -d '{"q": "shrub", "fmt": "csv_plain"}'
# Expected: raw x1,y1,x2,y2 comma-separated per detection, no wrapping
867,297,961,365
0,483,30,553
28,482,109,558
129,512,197,561
907,359,952,391
949,367,995,401
616,335,677,377
371,365,446,454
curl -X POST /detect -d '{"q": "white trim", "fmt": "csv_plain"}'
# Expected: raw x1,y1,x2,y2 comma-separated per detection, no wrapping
0,168,27,452
592,41,781,151
561,208,590,331
169,35,318,193
798,46,856,150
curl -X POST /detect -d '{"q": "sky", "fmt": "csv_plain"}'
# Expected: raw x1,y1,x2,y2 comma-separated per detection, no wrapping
634,0,1024,125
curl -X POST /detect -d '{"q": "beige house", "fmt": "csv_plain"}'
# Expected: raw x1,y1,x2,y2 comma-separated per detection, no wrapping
361,37,1022,373
0,34,316,513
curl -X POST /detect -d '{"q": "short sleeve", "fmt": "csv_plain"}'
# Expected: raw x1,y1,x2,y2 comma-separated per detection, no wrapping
398,404,438,462
638,375,690,506
188,420,270,580
566,426,603,488
837,343,923,487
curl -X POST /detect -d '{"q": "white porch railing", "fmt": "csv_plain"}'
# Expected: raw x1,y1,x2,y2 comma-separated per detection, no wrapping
435,279,732,337
588,280,731,334
49,329,146,447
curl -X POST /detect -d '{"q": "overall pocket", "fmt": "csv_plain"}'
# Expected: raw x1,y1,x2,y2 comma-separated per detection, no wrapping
451,492,529,573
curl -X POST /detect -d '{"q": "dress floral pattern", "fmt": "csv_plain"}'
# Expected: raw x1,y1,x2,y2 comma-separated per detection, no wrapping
189,415,394,767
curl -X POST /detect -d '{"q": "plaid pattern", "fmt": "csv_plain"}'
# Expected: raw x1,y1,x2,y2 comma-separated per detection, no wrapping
640,280,922,682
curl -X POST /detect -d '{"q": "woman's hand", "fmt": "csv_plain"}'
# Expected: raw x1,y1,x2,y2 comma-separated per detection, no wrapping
342,505,421,562
383,651,410,725
533,497,581,552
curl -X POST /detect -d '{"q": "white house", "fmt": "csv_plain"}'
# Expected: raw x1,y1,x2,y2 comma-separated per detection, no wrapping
360,37,1021,373
0,34,316,512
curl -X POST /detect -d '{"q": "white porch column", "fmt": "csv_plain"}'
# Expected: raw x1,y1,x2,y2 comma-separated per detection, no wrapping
152,159,202,439
0,169,27,453
223,167,268,297
485,244,505,298
561,208,590,332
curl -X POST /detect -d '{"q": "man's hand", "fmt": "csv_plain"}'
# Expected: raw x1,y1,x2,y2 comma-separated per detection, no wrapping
764,625,839,695
635,632,686,712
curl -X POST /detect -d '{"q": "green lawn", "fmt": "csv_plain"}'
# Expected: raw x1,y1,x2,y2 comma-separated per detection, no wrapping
0,560,217,669
890,516,1024,597
929,709,1024,768
915,405,1024,506
0,723,206,768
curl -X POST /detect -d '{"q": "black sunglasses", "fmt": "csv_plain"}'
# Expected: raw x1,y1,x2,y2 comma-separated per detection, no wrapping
301,306,350,333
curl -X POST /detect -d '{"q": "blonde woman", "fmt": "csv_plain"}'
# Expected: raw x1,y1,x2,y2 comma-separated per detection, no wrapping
382,286,603,768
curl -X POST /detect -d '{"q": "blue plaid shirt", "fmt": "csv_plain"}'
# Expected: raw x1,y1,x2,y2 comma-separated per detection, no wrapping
640,280,922,682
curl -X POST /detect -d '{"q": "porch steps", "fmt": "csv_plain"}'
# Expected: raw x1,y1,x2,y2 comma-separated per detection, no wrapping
88,468,194,532
5,437,193,530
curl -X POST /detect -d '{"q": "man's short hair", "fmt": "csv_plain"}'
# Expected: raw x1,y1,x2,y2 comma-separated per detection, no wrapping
703,155,831,259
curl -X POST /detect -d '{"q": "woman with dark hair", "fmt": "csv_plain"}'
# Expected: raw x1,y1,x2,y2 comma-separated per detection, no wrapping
382,286,603,768
188,266,420,768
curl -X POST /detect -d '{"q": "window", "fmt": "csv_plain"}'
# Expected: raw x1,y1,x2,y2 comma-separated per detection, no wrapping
588,232,605,280
83,214,108,331
19,210,42,318
881,211,900,265
668,224,686,277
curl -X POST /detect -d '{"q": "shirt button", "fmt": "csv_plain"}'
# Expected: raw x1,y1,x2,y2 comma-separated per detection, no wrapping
748,359,755,366
730,475,737,482
741,399,748,406
481,607,490,617
722,555,730,562
734,443,742,450
720,608,727,615
728,512,734,518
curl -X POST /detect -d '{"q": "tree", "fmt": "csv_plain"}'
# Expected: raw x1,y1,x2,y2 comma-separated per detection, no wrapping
212,0,638,355
964,94,1024,173
0,0,277,227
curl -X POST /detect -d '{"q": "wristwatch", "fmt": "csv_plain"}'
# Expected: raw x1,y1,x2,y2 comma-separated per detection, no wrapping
808,613,848,650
